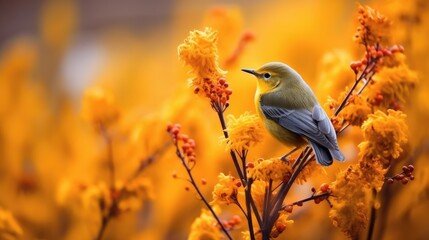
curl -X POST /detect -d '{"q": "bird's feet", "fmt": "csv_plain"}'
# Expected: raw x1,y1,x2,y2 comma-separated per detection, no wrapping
279,146,302,165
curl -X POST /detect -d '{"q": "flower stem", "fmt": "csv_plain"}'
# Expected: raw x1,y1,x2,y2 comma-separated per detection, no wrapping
366,188,378,240
175,144,233,240
215,107,256,240
216,110,245,183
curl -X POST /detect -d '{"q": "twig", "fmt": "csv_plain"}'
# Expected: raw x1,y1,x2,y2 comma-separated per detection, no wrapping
366,188,377,240
215,105,257,240
174,142,233,240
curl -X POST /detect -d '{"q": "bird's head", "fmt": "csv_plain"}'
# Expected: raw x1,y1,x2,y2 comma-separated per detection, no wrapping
242,62,301,93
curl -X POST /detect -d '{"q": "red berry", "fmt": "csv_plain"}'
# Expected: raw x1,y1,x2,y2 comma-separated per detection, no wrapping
408,165,414,172
275,222,286,233
387,178,394,184
402,178,409,184
201,178,207,185
320,183,330,193
285,205,293,213
247,162,254,168
297,202,303,207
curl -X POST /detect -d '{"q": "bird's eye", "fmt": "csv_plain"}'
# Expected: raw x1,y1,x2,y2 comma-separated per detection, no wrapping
263,73,271,80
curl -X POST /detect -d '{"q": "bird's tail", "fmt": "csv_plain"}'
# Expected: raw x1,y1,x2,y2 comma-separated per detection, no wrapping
309,141,333,166
309,141,345,166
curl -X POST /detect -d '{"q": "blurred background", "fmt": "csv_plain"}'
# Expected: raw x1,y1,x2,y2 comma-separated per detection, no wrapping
0,0,428,239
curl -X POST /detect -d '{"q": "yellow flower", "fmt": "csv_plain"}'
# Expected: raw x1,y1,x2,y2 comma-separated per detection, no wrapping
338,94,372,126
248,158,292,182
178,27,226,91
367,56,418,110
354,4,391,45
330,110,409,237
329,165,370,239
212,173,242,205
361,110,408,160
223,112,263,153
0,207,23,240
189,205,223,240
249,180,266,213
295,159,327,184
82,87,120,127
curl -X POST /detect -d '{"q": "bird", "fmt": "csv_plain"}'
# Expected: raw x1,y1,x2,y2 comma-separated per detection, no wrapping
242,62,345,166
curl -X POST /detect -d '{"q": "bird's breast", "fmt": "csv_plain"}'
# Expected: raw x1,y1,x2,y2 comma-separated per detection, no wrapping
255,91,306,147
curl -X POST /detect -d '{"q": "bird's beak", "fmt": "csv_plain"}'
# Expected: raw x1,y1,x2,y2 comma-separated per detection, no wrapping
241,68,258,76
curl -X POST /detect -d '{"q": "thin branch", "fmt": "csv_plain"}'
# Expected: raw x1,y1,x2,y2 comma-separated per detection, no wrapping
366,188,378,240
174,143,233,240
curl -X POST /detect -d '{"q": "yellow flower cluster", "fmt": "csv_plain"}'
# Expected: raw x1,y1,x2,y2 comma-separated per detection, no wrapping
361,110,408,161
248,158,292,182
368,54,418,111
336,93,372,126
354,4,391,45
329,165,370,239
295,159,327,184
330,110,409,238
212,173,242,205
178,28,226,92
188,205,223,240
82,87,120,127
223,112,263,153
0,207,23,240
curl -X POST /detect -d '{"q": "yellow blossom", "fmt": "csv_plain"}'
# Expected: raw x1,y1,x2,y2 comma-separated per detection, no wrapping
367,56,418,110
361,110,408,160
248,158,292,182
82,87,120,127
354,4,391,45
249,180,266,213
223,112,263,153
338,94,372,126
295,159,327,184
330,110,409,237
0,208,23,240
178,27,226,90
212,173,242,205
329,165,370,239
189,205,223,240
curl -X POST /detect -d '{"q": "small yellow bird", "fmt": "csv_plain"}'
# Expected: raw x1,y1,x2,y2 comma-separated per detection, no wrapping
242,62,345,166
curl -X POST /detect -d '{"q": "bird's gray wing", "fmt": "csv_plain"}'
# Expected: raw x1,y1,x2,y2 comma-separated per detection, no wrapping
261,105,339,151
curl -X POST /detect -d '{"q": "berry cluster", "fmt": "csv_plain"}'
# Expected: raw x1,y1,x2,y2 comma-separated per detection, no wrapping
312,183,331,204
386,165,415,185
167,123,196,165
281,183,332,215
219,215,242,231
194,77,232,111
350,44,404,74
271,221,286,238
